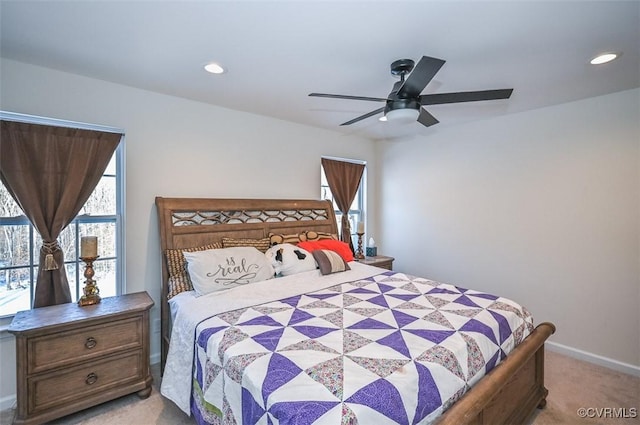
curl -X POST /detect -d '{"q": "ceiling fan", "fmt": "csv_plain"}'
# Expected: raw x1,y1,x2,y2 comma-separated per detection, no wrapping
309,55,513,127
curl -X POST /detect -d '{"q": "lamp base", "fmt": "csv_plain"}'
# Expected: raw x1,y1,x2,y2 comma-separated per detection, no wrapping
78,256,101,306
78,293,101,306
355,232,365,260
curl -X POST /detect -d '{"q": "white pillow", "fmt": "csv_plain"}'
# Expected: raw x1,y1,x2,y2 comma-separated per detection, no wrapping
264,243,317,276
184,247,274,295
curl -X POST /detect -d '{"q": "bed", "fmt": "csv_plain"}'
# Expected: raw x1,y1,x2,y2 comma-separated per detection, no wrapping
155,197,556,425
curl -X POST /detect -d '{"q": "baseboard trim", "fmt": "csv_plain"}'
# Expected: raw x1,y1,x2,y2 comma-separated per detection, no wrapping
546,341,640,377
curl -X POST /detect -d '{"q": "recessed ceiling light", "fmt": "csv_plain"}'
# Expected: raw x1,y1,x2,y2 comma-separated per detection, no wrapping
590,52,620,65
379,116,387,122
204,62,225,74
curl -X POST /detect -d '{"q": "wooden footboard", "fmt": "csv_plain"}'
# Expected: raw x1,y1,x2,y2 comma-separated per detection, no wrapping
437,322,556,425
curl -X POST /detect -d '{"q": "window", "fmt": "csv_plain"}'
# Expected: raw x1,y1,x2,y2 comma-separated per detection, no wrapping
0,113,124,318
320,158,366,245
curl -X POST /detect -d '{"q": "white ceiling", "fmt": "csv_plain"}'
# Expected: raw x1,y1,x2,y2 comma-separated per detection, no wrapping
1,1,638,141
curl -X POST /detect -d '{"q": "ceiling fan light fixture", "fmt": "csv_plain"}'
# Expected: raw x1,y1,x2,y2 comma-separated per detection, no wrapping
385,108,420,123
590,52,620,65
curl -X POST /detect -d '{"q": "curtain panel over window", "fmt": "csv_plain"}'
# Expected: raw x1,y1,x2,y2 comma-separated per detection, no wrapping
0,120,121,307
320,158,365,254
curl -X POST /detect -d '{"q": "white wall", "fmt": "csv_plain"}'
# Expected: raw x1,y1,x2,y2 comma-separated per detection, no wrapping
0,59,377,406
378,88,640,369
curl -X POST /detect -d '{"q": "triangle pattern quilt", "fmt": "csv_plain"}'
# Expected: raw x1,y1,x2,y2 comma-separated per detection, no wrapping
192,271,534,424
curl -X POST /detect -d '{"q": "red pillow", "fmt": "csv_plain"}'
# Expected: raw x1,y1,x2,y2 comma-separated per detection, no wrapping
297,239,354,262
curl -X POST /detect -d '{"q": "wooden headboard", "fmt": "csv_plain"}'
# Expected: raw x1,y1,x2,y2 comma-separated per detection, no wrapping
154,197,338,372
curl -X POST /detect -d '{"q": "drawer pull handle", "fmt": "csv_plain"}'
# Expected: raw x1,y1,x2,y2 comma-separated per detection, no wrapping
85,337,97,349
85,372,98,385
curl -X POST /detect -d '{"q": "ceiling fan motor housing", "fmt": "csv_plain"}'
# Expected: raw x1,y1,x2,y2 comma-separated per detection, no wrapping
384,97,420,115
386,76,421,116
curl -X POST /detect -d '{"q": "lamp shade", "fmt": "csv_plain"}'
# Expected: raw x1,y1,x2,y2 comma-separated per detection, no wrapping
385,108,419,123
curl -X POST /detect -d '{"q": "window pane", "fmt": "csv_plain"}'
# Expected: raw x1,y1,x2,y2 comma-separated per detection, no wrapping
31,223,116,263
1,224,31,267
321,186,331,201
104,154,116,175
1,223,31,316
59,225,76,260
0,267,31,316
80,222,116,258
91,259,116,298
79,176,116,216
350,196,360,211
0,183,23,217
33,225,79,264
66,263,78,302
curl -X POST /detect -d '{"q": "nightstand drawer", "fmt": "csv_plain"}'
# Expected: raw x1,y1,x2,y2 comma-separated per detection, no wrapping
29,317,142,374
28,350,143,413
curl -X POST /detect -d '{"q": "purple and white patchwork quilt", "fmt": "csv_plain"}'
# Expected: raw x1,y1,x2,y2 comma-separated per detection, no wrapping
188,271,534,424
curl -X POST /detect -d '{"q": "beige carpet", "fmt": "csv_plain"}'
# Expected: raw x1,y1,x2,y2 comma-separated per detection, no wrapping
526,350,639,425
2,350,638,425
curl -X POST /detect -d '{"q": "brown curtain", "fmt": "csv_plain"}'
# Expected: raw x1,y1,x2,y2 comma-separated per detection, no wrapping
0,120,121,307
321,158,365,254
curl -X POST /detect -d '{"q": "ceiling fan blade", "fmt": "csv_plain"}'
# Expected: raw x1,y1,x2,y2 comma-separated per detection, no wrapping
397,56,446,99
340,107,385,126
309,93,387,102
417,108,439,127
420,89,513,105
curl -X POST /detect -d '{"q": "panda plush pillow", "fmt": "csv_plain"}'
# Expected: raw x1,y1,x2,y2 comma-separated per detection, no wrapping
264,243,317,277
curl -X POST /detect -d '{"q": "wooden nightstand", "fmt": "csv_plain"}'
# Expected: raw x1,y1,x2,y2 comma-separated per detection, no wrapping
358,255,394,270
8,292,154,425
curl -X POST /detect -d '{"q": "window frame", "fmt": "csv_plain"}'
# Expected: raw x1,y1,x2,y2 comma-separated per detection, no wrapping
0,111,125,320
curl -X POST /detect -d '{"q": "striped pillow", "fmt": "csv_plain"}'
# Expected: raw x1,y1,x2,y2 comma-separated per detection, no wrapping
269,232,306,246
222,237,271,253
165,243,222,299
268,231,338,246
303,230,338,241
312,249,351,275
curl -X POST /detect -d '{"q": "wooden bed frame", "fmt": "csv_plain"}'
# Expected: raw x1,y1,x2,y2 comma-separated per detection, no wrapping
155,196,556,425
